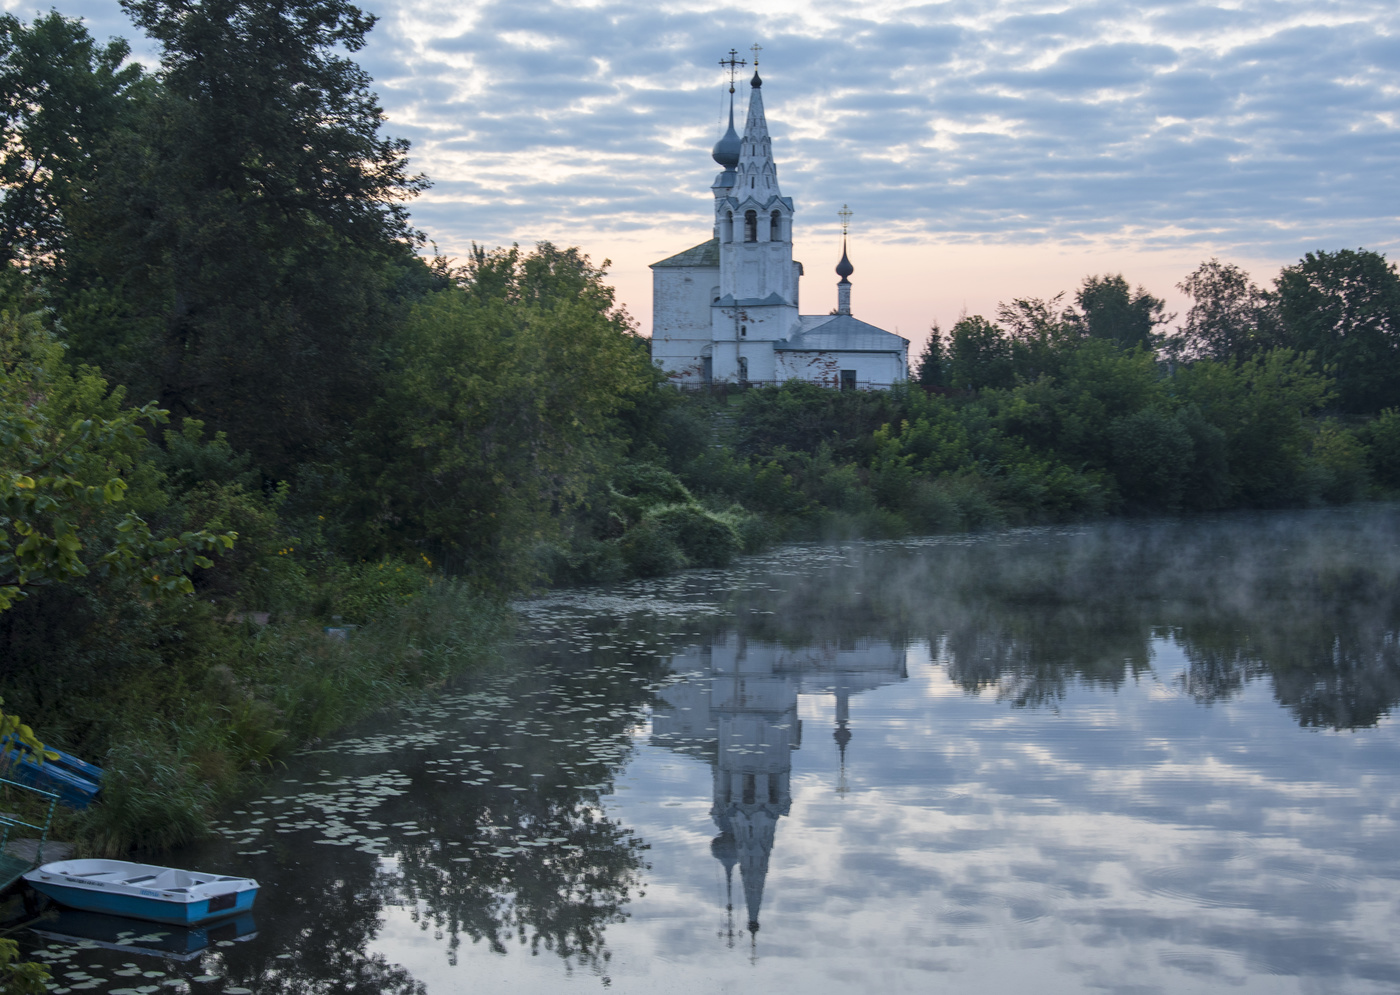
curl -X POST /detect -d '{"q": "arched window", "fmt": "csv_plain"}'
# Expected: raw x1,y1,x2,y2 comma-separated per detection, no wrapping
770,210,782,241
721,211,734,242
744,210,757,242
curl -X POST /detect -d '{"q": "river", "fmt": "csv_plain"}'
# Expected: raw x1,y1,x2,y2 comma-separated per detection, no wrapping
24,507,1400,994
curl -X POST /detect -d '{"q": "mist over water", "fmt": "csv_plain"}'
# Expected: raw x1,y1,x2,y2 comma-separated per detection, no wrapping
29,507,1400,994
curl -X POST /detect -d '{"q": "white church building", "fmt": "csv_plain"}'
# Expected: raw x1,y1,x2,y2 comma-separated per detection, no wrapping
650,62,909,390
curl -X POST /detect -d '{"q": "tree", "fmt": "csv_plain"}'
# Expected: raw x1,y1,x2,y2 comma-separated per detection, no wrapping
0,12,143,269
57,0,429,475
1,310,233,613
913,324,946,389
350,245,654,588
1273,249,1400,414
946,316,1014,390
1173,258,1277,362
1068,274,1169,350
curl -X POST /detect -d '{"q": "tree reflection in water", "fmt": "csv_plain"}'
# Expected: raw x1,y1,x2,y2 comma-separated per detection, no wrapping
699,509,1400,730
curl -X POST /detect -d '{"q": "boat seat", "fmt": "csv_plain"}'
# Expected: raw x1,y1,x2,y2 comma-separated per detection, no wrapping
74,870,114,877
123,874,157,884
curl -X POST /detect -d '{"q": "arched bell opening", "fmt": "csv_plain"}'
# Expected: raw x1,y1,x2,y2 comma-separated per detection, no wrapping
743,210,758,243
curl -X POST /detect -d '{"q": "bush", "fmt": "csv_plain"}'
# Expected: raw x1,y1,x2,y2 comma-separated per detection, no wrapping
1361,408,1400,492
1110,408,1194,510
620,517,687,577
648,504,741,568
1308,421,1368,504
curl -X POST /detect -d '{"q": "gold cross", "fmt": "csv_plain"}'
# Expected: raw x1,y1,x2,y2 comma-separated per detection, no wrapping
750,43,762,67
838,204,852,235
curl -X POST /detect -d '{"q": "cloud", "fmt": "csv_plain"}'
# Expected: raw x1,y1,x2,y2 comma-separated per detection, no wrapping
13,0,1398,327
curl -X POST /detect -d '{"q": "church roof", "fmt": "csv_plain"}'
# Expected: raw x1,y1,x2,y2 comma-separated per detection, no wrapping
778,314,909,353
650,237,720,269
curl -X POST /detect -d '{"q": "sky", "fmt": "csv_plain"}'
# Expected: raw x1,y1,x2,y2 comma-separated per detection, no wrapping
13,0,1399,348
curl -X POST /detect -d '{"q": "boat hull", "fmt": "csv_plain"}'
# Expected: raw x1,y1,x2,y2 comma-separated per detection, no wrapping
29,879,258,926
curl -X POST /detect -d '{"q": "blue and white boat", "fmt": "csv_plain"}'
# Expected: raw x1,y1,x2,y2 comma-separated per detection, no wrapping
24,859,258,926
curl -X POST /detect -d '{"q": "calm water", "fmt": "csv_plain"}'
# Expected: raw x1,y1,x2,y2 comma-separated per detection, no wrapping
25,508,1400,994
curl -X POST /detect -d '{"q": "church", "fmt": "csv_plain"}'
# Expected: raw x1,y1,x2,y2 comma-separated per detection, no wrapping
649,57,910,390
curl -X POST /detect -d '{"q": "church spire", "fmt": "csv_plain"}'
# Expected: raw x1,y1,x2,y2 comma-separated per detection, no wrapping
738,46,781,198
836,205,854,315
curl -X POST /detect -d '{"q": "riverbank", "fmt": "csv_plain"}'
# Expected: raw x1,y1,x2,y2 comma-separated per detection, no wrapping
1,580,507,857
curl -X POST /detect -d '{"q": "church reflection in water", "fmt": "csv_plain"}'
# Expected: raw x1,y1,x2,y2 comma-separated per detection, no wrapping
651,634,908,947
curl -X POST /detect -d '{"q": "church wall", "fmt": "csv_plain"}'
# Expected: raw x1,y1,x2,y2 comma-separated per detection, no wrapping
651,263,720,380
776,350,907,388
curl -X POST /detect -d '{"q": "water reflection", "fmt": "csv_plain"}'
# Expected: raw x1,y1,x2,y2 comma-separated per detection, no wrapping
17,508,1400,993
653,636,907,943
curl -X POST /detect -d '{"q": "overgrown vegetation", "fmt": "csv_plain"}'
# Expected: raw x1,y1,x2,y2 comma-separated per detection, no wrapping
2,0,1400,858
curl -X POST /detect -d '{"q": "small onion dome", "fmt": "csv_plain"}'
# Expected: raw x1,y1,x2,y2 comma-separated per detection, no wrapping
751,70,762,88
712,118,741,169
836,241,854,282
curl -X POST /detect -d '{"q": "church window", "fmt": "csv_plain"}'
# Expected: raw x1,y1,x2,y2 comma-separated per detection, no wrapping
742,774,756,805
770,210,782,241
722,211,734,242
744,210,757,242
738,357,749,380
840,369,857,391
768,780,779,804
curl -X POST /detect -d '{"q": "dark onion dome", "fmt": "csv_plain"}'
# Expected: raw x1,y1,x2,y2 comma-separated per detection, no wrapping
836,240,854,281
712,109,741,169
751,70,762,88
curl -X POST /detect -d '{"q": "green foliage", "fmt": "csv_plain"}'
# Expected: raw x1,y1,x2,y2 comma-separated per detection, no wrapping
1176,349,1332,506
947,315,1014,390
355,244,653,588
0,939,48,995
1308,421,1368,504
1360,409,1400,492
913,325,946,389
646,504,740,568
1068,273,1169,349
78,738,215,855
1273,249,1400,414
0,11,143,269
1173,258,1277,362
0,311,233,611
1110,408,1194,510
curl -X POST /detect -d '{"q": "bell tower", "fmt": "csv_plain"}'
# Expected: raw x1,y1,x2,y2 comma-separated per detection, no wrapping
710,46,802,383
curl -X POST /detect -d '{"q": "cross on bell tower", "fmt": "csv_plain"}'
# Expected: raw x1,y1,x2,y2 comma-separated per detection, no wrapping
836,204,855,315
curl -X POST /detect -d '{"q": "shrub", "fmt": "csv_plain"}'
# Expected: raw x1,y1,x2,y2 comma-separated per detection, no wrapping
647,504,741,568
1361,408,1400,492
620,518,687,577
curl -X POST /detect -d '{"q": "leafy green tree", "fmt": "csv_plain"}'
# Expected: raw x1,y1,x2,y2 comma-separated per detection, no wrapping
0,11,143,269
1067,274,1169,350
1173,258,1277,362
1175,349,1332,505
0,310,233,612
1273,249,1400,414
57,0,429,474
352,245,653,588
947,315,1014,390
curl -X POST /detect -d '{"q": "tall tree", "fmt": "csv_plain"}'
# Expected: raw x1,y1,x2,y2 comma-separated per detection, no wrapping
59,0,429,475
913,324,946,389
1068,274,1169,350
1173,258,1277,362
1273,249,1400,414
0,12,143,269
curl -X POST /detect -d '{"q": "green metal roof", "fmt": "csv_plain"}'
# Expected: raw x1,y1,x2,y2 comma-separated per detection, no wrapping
650,237,720,269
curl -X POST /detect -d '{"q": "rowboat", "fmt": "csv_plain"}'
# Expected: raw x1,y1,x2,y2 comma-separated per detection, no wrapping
23,859,258,926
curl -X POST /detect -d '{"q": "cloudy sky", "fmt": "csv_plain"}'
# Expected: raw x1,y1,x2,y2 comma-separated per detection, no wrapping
16,0,1400,344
